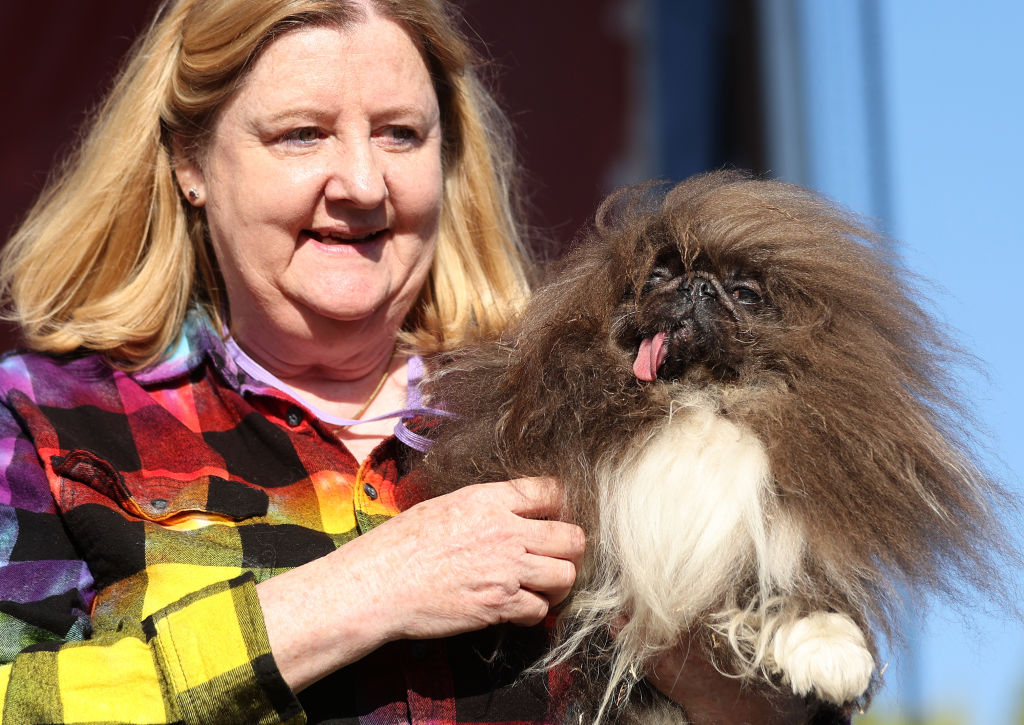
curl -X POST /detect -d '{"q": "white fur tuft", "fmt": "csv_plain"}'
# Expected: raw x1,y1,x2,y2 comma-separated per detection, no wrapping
771,612,874,704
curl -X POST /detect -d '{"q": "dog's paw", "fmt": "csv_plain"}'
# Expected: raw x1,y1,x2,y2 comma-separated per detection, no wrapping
770,612,874,705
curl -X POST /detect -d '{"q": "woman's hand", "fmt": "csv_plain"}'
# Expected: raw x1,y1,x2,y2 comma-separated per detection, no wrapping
367,477,586,636
258,477,584,692
648,638,819,725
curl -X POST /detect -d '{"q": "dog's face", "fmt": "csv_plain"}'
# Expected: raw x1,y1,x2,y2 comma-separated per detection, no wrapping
613,245,778,385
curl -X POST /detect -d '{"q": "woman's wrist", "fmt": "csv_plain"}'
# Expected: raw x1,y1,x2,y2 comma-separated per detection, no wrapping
256,541,397,693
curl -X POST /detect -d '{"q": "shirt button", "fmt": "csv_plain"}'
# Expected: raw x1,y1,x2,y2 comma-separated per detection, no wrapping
285,406,303,427
363,482,378,500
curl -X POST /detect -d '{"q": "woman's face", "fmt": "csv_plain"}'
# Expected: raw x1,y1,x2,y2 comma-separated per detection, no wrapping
178,13,443,347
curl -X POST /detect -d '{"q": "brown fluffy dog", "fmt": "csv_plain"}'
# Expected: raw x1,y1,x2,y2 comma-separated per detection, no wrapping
417,171,1014,722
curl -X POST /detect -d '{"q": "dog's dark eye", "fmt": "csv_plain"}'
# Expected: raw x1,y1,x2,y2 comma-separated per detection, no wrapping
730,283,762,305
642,266,674,293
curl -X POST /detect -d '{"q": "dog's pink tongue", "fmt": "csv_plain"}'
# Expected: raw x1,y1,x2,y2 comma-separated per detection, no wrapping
633,331,668,382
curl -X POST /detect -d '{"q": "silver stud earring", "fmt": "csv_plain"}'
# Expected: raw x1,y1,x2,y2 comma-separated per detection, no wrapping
188,188,199,202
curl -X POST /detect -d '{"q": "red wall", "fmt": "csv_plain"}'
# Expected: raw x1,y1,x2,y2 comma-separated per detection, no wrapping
460,0,630,249
0,3,160,247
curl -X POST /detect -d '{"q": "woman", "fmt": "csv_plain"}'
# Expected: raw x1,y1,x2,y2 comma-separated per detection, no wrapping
0,0,812,722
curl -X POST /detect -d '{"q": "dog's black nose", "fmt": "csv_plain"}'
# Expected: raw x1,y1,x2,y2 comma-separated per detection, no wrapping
682,278,716,300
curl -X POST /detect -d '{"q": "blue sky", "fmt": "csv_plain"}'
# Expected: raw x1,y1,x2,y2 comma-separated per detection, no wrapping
865,2,1023,722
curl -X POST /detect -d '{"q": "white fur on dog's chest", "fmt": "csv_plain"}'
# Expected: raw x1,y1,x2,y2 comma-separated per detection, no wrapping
591,396,874,706
600,398,789,618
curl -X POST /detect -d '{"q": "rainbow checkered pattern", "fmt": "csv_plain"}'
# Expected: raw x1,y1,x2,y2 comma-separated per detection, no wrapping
0,314,560,723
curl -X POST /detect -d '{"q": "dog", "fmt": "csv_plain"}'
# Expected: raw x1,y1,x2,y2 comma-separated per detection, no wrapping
416,170,1016,722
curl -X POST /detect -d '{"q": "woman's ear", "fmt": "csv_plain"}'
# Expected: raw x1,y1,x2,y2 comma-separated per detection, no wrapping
172,138,206,207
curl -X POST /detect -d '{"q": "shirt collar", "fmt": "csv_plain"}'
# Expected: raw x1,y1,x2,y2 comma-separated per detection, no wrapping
133,311,250,391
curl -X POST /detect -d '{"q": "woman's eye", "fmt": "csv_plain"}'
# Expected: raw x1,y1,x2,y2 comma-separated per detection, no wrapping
282,127,320,144
380,126,420,146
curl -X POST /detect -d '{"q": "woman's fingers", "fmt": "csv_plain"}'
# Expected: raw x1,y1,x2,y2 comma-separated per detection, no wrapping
484,476,566,518
518,552,578,608
474,477,586,566
490,478,585,607
520,515,584,555
503,587,552,626
518,515,585,609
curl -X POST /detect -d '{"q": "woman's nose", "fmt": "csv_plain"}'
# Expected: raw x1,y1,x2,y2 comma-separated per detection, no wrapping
323,139,388,209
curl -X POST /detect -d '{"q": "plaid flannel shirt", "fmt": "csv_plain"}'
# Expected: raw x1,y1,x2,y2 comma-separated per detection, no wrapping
0,315,563,724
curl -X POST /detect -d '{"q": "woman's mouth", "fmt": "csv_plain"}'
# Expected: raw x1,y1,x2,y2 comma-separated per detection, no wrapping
304,229,387,245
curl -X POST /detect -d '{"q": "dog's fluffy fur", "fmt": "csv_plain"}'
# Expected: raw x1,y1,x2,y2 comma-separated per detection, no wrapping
417,171,1016,722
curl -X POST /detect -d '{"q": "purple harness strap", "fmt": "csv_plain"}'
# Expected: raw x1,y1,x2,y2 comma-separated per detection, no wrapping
227,338,448,452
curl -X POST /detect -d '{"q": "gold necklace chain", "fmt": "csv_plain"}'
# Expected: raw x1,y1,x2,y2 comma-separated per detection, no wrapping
342,345,397,425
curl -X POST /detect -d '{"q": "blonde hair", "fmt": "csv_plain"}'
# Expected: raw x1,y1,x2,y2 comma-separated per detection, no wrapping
0,0,531,367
